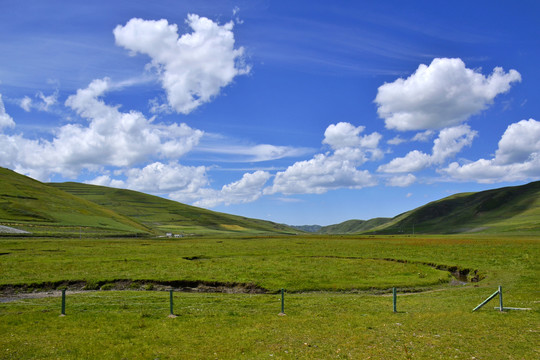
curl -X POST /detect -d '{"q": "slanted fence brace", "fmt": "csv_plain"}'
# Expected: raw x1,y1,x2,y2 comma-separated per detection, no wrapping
473,286,503,312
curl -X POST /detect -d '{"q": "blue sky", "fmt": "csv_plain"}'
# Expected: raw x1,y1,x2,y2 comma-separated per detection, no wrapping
0,0,539,225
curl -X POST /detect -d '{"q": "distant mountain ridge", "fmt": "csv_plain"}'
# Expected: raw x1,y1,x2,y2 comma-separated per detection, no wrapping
1,167,538,236
292,181,539,235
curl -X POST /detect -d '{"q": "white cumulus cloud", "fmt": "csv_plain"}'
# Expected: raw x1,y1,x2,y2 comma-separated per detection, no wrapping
412,130,435,142
123,162,208,194
86,161,210,203
20,96,32,112
375,58,521,131
323,122,383,160
444,119,540,183
85,174,126,189
431,125,477,164
387,135,406,145
494,118,540,165
0,95,15,130
378,150,432,173
387,173,417,187
264,122,380,195
64,78,203,167
0,79,203,181
193,170,271,207
88,162,272,209
378,124,476,173
265,152,376,195
114,14,250,114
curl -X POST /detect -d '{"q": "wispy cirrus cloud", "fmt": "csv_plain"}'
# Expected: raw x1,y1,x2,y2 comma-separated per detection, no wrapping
195,139,313,163
18,90,59,112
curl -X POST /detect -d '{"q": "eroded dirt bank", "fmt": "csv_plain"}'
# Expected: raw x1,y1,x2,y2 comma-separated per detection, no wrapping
0,279,267,302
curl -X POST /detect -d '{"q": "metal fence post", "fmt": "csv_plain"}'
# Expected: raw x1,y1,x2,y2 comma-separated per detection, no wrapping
278,288,286,316
170,290,174,315
60,289,66,316
393,287,397,313
498,286,503,311
168,289,177,318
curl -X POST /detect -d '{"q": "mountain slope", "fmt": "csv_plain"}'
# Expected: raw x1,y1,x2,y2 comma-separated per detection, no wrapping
50,182,298,235
367,181,540,234
0,167,150,235
318,218,392,234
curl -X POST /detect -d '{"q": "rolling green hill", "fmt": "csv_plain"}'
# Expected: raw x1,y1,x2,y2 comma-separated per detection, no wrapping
366,181,540,234
0,167,296,236
318,218,391,234
0,167,150,236
50,182,297,236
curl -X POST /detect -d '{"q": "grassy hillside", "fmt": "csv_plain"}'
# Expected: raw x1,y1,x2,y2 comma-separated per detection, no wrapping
318,218,391,234
368,181,540,234
50,182,298,235
0,167,150,236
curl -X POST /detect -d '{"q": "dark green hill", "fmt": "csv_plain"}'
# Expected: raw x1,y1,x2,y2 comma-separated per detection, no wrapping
367,181,540,234
0,167,150,236
50,182,297,236
318,218,391,234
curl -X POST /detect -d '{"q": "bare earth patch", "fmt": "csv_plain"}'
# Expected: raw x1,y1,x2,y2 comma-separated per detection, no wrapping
0,225,30,234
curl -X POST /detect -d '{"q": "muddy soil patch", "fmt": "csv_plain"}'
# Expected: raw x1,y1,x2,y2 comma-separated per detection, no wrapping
0,279,268,300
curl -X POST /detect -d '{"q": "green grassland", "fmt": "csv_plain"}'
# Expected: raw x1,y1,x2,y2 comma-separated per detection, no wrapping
1,167,539,358
2,289,537,359
1,234,539,359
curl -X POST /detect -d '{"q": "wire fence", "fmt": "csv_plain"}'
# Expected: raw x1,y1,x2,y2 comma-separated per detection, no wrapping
1,286,523,317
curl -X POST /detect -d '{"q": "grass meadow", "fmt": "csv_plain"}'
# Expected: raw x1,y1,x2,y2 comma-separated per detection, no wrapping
1,234,539,359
